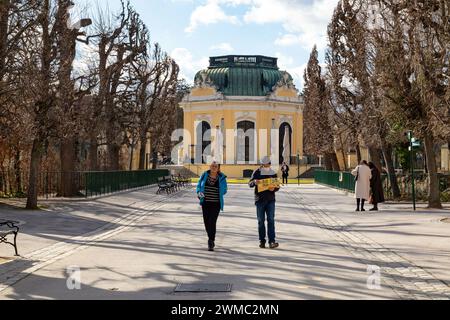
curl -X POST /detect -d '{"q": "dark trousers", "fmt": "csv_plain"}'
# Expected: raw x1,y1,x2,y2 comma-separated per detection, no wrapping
282,175,288,184
202,202,221,241
256,200,276,243
356,198,366,210
372,200,378,209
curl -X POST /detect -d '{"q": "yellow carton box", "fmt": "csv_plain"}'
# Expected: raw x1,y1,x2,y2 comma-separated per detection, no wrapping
258,178,281,193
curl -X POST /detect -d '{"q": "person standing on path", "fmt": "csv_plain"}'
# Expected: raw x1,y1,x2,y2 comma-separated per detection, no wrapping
249,156,280,249
351,160,372,212
368,162,385,211
281,162,290,185
197,161,228,251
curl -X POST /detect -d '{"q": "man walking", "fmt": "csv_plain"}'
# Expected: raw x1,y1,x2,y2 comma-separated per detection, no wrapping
281,162,289,185
249,156,280,249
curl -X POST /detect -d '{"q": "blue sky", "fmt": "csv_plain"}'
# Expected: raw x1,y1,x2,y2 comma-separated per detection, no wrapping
89,0,340,90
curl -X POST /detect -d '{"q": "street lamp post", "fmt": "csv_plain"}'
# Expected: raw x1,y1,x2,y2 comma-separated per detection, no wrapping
297,153,300,186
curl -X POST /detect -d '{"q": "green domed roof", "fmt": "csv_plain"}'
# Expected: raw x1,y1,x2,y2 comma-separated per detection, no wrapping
194,55,294,97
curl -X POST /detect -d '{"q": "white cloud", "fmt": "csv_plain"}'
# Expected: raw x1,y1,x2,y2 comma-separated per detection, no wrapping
275,51,306,90
73,42,97,75
210,42,234,53
274,34,300,47
186,0,338,49
275,51,294,69
185,1,239,33
288,64,308,90
171,48,209,83
244,0,337,50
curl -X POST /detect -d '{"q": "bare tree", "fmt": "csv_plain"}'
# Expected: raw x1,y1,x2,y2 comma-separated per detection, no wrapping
303,45,339,171
87,0,148,171
374,0,448,208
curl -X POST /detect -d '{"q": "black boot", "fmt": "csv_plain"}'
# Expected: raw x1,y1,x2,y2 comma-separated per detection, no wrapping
361,199,366,211
208,240,214,251
356,199,361,212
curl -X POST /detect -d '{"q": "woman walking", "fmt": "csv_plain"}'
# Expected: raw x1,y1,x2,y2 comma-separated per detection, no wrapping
351,160,372,212
368,162,385,211
197,161,228,251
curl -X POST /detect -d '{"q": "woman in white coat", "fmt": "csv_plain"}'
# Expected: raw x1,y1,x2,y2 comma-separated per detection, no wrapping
351,160,372,211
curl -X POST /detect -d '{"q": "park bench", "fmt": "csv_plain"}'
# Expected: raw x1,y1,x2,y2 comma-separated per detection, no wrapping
156,175,191,194
164,176,178,193
0,219,19,256
172,175,188,189
157,177,171,194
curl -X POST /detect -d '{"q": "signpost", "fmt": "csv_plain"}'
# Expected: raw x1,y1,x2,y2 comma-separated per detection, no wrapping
407,131,417,211
297,153,300,187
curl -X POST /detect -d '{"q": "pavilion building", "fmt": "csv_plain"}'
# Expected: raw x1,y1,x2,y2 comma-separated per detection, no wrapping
179,55,305,178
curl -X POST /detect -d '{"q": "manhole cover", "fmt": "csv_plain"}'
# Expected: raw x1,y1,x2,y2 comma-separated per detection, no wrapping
174,283,232,293
440,218,450,224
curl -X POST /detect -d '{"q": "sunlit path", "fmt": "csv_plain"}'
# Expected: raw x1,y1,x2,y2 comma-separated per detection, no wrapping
1,184,449,300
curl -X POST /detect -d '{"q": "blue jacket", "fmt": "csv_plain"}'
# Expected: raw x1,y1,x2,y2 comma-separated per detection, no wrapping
196,171,228,211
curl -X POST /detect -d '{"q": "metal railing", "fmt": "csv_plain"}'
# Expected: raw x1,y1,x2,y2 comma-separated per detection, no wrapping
84,170,169,197
314,170,450,201
0,169,169,199
315,170,356,192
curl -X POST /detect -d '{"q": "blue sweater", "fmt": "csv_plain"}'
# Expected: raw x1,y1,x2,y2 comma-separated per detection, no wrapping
196,171,228,211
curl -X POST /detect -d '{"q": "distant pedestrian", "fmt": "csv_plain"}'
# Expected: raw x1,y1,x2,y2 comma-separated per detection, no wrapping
249,156,281,249
197,161,228,251
281,162,290,185
368,162,385,211
351,160,372,212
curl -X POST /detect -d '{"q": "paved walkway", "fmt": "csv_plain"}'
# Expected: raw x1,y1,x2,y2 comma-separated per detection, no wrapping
0,184,449,300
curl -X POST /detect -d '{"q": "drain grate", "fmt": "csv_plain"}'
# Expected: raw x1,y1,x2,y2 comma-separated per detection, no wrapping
174,283,232,293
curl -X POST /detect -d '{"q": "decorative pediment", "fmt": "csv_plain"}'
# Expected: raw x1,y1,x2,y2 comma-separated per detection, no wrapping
188,70,224,100
270,71,299,99
195,70,214,88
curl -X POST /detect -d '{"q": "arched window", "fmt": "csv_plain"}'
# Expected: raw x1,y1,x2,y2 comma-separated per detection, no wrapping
237,120,256,164
196,121,211,164
279,122,292,164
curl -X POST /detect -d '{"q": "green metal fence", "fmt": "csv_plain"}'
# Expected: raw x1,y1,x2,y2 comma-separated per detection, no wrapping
84,169,169,198
315,170,356,192
314,170,450,201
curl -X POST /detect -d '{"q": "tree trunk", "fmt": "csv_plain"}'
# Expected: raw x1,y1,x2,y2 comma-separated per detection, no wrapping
60,137,78,197
380,140,401,199
129,145,134,171
89,136,98,171
337,132,348,171
356,143,362,164
26,138,43,209
14,149,22,193
0,0,10,76
324,153,333,171
138,132,147,170
424,134,442,209
330,152,340,171
368,146,383,172
151,149,158,170
108,143,121,171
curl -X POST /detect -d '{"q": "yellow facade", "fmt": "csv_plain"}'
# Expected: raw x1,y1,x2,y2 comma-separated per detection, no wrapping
441,144,450,172
179,56,305,178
